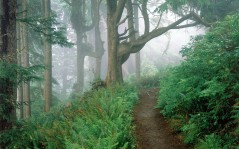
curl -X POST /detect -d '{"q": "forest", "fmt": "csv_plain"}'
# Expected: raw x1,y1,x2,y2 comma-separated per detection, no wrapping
0,0,238,148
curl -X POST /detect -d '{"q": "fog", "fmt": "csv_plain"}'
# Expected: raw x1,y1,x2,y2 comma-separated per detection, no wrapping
51,1,206,99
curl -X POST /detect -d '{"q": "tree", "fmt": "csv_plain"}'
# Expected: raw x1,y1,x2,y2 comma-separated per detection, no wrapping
21,0,31,118
0,0,17,133
94,0,105,80
175,0,239,22
68,0,104,92
105,0,210,85
43,0,52,112
157,13,239,147
16,0,24,119
133,0,140,83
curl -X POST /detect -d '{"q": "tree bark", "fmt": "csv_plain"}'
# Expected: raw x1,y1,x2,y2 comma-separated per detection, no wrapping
0,0,17,134
43,0,52,112
21,0,30,118
94,1,104,80
105,6,122,85
134,0,140,83
61,51,68,99
76,33,85,92
16,11,23,119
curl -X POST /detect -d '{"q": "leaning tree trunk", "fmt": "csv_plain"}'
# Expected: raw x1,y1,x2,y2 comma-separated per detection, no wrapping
0,0,17,135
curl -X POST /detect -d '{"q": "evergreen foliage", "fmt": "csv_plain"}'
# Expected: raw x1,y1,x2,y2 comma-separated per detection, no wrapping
0,85,138,148
0,60,45,118
156,0,239,22
157,13,239,148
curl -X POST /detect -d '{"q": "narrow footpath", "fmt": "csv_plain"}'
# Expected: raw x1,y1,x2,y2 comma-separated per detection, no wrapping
133,88,190,149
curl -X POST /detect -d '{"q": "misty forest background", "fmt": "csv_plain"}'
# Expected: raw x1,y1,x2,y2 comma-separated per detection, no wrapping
0,0,239,148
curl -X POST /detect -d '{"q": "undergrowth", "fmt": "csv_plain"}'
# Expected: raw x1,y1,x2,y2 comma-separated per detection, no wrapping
0,85,138,148
157,14,239,148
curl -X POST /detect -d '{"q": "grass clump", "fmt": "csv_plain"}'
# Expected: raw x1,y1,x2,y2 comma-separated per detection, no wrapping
0,85,138,148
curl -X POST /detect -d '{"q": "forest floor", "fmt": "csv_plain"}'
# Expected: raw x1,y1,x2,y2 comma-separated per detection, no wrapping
133,88,191,149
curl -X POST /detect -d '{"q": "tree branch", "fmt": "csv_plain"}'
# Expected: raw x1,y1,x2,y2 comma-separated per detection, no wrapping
119,30,136,41
115,0,127,23
118,12,210,56
62,0,72,6
116,15,129,26
172,22,199,29
142,0,149,34
118,27,129,37
190,12,210,27
126,0,136,41
133,12,210,47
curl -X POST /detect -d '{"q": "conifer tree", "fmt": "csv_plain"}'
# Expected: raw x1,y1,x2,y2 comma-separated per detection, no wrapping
0,0,17,133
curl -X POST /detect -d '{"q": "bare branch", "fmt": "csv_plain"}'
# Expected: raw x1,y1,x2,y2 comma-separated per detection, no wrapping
119,27,129,37
118,12,210,57
119,30,137,41
119,36,129,41
191,12,210,27
116,15,129,26
115,0,127,23
155,12,163,29
172,22,199,29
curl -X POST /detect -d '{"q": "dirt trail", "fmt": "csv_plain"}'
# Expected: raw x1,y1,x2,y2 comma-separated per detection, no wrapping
134,88,190,149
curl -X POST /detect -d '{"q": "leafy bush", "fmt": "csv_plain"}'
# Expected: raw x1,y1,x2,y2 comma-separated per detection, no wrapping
1,85,138,148
157,13,239,148
195,133,223,149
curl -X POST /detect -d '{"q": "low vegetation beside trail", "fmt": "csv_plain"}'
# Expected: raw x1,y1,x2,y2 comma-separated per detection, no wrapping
1,85,138,148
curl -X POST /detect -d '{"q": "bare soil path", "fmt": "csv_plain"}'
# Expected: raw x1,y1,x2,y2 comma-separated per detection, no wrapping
133,88,190,149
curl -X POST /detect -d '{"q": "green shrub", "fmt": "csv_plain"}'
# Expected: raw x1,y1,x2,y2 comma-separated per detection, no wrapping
195,134,223,149
157,13,239,148
1,85,138,148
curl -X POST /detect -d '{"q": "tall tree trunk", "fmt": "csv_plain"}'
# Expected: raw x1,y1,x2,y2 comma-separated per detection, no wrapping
60,10,68,99
71,0,95,92
94,1,104,80
134,0,140,83
76,33,85,92
61,51,68,99
21,0,30,118
105,2,122,85
95,57,101,79
16,11,23,119
43,0,52,112
105,28,121,84
0,0,17,135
